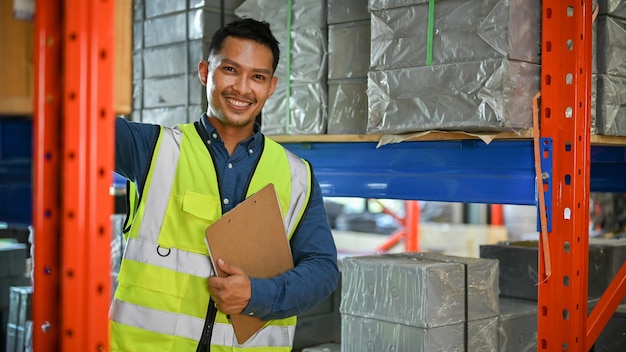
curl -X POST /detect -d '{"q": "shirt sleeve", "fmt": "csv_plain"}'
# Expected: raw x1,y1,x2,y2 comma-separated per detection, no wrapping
115,117,160,193
243,175,340,320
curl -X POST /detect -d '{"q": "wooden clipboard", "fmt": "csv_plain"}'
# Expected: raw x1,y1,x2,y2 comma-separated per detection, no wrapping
204,183,294,344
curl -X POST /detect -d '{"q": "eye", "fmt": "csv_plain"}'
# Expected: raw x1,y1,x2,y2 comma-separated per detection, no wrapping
223,66,235,72
254,74,266,80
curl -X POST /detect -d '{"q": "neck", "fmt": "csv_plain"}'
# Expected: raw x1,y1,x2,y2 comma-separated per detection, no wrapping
206,116,255,155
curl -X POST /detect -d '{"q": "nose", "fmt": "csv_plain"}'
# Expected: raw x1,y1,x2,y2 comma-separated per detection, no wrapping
232,75,251,94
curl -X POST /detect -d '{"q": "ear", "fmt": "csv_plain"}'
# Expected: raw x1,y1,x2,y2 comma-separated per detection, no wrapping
198,60,209,86
267,76,278,98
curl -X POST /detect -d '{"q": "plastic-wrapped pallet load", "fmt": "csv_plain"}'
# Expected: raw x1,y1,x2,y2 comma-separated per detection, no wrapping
498,297,538,352
594,303,626,352
326,0,370,134
132,1,245,125
327,0,369,25
0,241,30,345
342,314,465,352
327,80,369,134
366,0,542,134
390,252,499,320
369,0,541,70
235,0,328,135
596,74,626,136
596,16,626,77
368,59,540,133
598,0,626,18
340,255,467,351
302,343,341,352
390,252,500,352
479,239,626,301
328,20,370,80
593,14,626,136
6,286,32,352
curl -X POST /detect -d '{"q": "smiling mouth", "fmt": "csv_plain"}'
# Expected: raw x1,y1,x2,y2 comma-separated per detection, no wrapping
225,97,253,109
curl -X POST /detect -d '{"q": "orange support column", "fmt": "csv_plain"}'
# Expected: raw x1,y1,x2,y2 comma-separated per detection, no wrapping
405,201,420,252
33,0,62,349
33,0,115,350
490,204,503,226
61,0,115,351
538,1,593,351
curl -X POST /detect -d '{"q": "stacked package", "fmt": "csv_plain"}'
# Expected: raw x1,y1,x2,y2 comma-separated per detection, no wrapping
594,303,626,352
235,0,328,135
326,0,370,134
498,297,538,352
6,286,32,352
480,239,626,301
593,1,626,136
366,0,542,134
340,252,499,351
481,239,626,351
0,243,30,349
132,0,245,125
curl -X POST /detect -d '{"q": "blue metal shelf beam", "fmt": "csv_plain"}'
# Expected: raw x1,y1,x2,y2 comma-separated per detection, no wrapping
283,140,626,205
590,145,626,193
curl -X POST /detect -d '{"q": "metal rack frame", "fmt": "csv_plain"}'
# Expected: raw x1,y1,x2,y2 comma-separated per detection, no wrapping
33,0,114,350
31,0,626,351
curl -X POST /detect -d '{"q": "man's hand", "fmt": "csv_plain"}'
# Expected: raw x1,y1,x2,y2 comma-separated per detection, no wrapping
208,259,252,315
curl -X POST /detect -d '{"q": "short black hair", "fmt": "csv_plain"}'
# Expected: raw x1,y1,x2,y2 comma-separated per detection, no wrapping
208,18,280,74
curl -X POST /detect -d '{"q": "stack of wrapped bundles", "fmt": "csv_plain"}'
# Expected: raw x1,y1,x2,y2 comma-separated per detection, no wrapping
340,253,499,351
366,0,542,134
481,238,626,352
235,0,328,135
593,0,626,136
6,286,32,352
326,0,370,134
497,297,538,352
132,1,244,125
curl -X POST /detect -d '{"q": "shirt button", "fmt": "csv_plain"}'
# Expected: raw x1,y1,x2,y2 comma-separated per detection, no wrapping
248,312,254,316
212,133,218,139
206,140,211,145
223,198,229,205
228,163,233,169
248,149,253,154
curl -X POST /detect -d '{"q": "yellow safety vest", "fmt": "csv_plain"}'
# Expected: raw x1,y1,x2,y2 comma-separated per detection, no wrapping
110,123,312,352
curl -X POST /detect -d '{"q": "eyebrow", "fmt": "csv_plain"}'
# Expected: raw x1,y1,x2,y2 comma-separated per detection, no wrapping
221,58,272,76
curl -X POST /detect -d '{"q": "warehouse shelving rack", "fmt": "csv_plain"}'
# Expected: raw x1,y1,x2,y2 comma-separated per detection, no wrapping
31,0,626,351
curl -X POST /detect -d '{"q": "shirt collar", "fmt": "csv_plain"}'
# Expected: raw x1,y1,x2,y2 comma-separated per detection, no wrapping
199,113,263,153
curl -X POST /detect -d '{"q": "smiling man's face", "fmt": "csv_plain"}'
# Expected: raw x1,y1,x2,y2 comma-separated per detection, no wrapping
204,36,277,128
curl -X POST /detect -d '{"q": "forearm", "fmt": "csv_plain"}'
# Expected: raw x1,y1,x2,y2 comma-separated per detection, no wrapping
243,181,339,320
244,256,339,320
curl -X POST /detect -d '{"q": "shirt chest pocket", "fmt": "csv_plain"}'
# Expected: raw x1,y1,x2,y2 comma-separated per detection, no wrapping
159,191,221,254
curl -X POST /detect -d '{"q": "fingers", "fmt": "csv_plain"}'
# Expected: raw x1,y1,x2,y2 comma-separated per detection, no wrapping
207,264,251,315
216,258,244,276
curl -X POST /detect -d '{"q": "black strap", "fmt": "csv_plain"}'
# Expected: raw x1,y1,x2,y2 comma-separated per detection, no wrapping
196,298,219,352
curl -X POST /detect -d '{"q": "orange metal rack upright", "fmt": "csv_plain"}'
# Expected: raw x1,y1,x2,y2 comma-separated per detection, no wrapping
539,1,626,351
33,0,115,351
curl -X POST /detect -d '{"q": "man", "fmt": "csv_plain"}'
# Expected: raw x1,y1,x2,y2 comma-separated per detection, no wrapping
111,18,339,351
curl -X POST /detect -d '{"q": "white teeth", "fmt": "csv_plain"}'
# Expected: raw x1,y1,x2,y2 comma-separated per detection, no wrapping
227,98,249,107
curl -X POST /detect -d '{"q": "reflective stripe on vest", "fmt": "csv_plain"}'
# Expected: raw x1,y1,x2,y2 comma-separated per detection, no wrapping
284,150,310,237
212,323,294,348
138,127,182,243
112,300,293,348
111,300,204,341
123,238,214,277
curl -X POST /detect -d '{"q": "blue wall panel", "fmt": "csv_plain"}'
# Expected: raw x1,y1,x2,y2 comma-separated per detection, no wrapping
0,118,33,225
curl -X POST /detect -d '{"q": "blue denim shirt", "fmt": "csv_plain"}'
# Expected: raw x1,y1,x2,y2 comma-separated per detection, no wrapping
115,115,339,320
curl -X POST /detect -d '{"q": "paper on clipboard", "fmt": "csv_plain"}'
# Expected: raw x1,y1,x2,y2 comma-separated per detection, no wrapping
204,183,294,344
